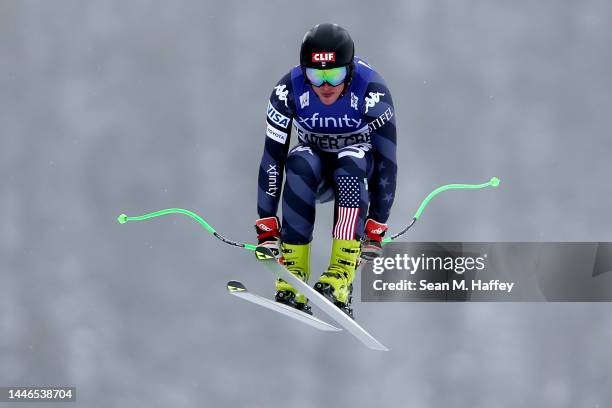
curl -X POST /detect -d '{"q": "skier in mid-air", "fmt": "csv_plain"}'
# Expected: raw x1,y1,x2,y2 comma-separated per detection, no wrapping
255,23,397,317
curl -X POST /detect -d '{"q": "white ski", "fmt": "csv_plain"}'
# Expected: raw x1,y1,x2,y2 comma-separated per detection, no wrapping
255,247,389,351
226,280,341,332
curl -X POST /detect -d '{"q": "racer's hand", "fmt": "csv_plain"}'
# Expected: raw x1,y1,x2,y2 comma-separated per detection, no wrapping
361,218,388,262
254,216,281,260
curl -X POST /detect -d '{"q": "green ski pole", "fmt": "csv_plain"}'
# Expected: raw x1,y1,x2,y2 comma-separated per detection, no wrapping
382,177,500,245
117,208,258,251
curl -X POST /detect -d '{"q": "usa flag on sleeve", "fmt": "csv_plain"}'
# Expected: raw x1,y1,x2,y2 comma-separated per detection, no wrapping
333,176,360,240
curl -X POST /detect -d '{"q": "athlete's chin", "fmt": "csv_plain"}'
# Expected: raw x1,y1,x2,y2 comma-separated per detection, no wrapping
319,94,340,105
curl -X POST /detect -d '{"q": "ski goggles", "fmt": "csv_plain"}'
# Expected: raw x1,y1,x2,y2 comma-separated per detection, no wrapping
305,66,348,87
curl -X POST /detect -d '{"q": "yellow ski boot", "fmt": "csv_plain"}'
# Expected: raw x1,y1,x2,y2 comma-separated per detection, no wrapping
314,239,361,318
275,242,312,314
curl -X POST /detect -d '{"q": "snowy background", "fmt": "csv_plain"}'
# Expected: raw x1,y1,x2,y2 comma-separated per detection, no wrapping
1,0,611,407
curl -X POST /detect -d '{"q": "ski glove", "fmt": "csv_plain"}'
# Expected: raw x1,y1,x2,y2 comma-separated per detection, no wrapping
361,218,388,262
255,216,281,260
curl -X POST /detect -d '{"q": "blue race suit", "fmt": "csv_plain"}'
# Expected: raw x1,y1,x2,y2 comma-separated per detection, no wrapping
257,57,397,245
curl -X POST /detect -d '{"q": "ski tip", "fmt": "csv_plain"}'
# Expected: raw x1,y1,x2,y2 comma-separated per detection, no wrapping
373,344,390,352
227,280,247,293
255,246,276,260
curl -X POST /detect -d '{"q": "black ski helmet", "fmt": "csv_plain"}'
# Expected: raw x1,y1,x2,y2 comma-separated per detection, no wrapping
300,23,355,70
